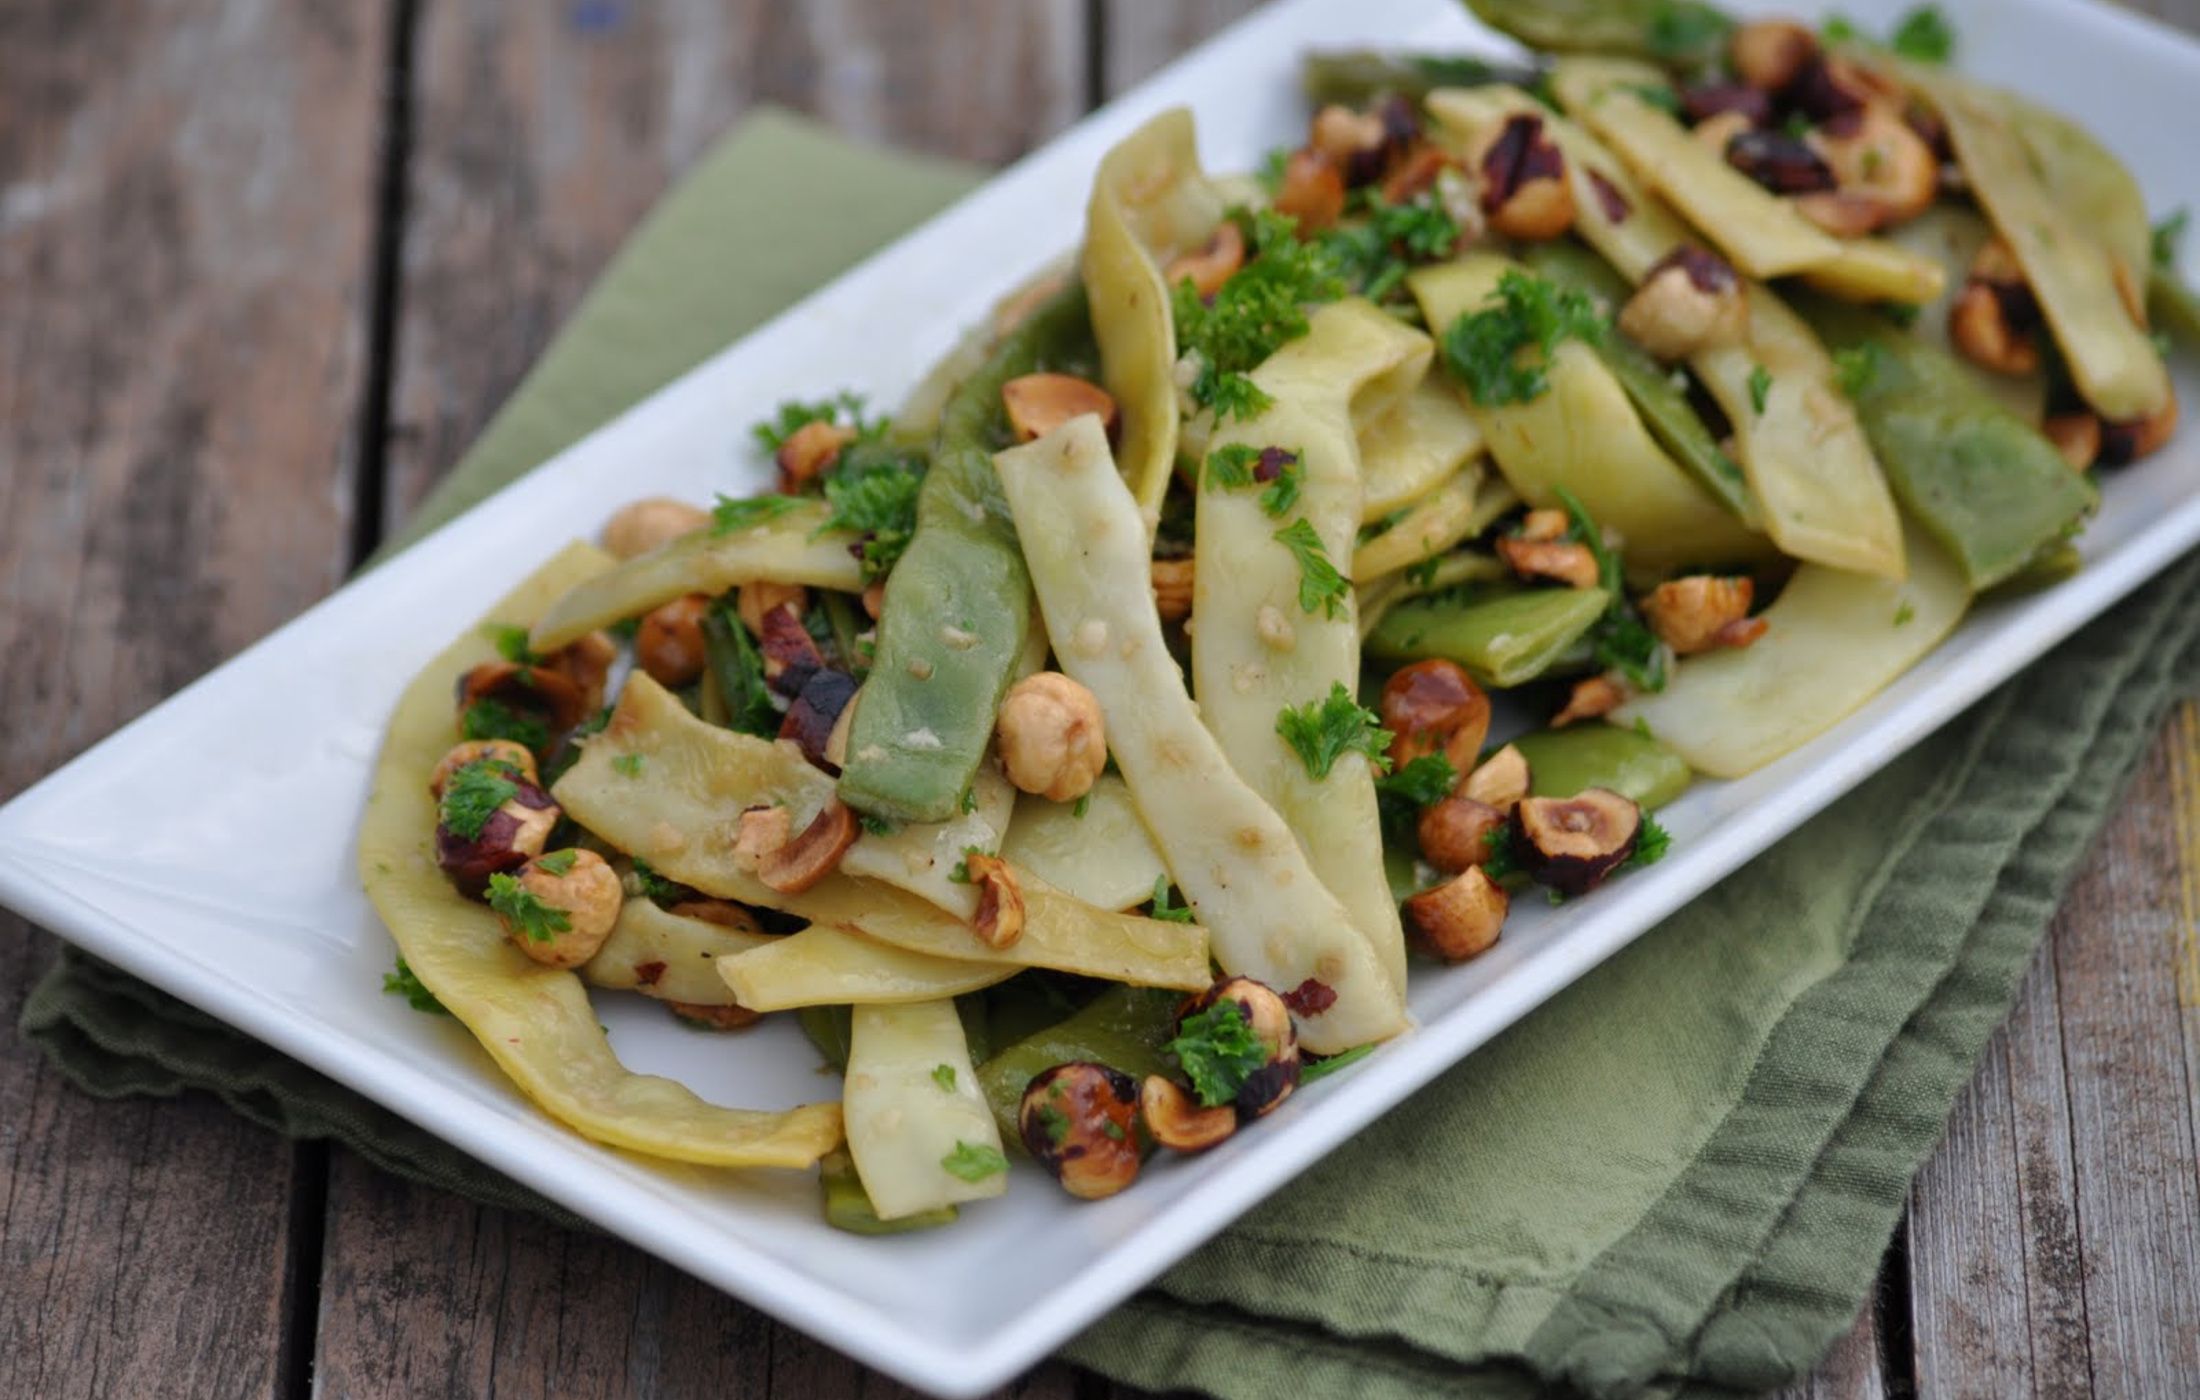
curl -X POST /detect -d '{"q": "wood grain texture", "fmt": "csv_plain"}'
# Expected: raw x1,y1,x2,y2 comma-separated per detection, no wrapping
1773,1302,1886,1400
1100,0,1264,96
0,0,388,1396
379,0,1085,524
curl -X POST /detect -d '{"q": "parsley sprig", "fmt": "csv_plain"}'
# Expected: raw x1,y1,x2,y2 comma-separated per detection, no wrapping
439,759,520,840
1442,270,1607,407
479,622,541,665
939,1141,1008,1183
1374,753,1457,837
750,391,884,454
1553,488,1669,694
382,957,450,1016
1147,877,1197,924
1203,444,1304,518
1277,682,1393,781
485,873,571,943
1165,999,1269,1109
1316,192,1461,304
1272,518,1351,619
461,698,549,753
1173,210,1347,423
817,458,923,581
1833,343,1888,398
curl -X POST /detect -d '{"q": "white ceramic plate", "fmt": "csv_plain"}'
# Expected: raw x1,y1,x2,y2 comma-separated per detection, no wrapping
3,0,2196,1393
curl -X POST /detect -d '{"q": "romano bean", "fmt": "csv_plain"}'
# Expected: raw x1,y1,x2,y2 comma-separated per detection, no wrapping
1509,724,1693,810
975,985,1181,1146
1366,587,1610,688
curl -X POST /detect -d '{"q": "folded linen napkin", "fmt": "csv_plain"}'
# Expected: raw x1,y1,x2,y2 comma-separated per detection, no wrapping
25,109,2200,1399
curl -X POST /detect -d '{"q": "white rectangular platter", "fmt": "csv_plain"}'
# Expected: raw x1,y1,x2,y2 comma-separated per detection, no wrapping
2,0,2197,1394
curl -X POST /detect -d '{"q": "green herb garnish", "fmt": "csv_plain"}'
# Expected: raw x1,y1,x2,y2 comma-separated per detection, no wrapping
1272,517,1351,618
1747,365,1773,416
1277,681,1393,781
1833,343,1886,398
1553,488,1668,693
1646,1,1734,63
382,957,450,1016
711,492,806,535
751,391,882,454
630,858,685,905
439,759,520,840
1072,792,1093,820
1299,1043,1374,1085
1894,601,1916,627
860,813,898,838
931,1064,958,1092
485,873,571,943
818,460,923,581
479,622,541,665
1034,1103,1071,1145
612,752,646,778
2154,208,2189,272
1148,877,1197,924
1629,814,1672,868
1173,210,1347,422
1164,999,1268,1108
536,849,579,876
1442,270,1606,407
460,698,549,753
1481,825,1524,882
940,1141,1009,1183
1888,3,1955,63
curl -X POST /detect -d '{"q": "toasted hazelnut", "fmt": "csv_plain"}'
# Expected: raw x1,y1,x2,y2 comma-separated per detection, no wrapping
1514,788,1642,896
1794,191,1885,238
1020,1063,1144,1200
1801,107,1936,232
964,851,1026,949
1496,536,1601,590
1380,143,1455,206
1002,373,1119,445
665,898,764,933
1475,113,1574,241
2099,387,2180,467
1161,221,1246,301
1553,676,1628,728
1517,508,1570,543
501,848,623,969
997,671,1108,802
1140,1075,1237,1153
1725,129,1837,195
1274,149,1347,233
1693,110,1756,160
1619,247,1747,361
436,772,559,898
428,739,537,799
737,581,810,638
1418,796,1508,875
734,805,793,863
756,603,827,695
754,798,860,895
1681,80,1773,128
779,667,859,771
776,419,854,491
1730,18,1818,92
1791,55,1902,124
665,1001,764,1030
1464,744,1531,813
2044,411,2102,470
1403,866,1509,963
549,630,618,712
1379,658,1491,776
1713,616,1770,649
1311,103,1387,167
861,580,887,621
601,497,710,559
1151,557,1195,622
1178,977,1300,1118
635,593,712,688
457,660,590,734
1642,575,1758,655
1949,241,2043,377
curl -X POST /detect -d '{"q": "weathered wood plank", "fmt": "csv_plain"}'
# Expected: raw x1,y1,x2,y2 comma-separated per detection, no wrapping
0,0,388,1396
1772,1300,1886,1400
1100,0,1264,97
324,3,1097,1395
1910,709,2200,1395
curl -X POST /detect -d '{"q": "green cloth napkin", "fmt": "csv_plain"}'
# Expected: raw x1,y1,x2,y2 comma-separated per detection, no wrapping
23,109,2200,1399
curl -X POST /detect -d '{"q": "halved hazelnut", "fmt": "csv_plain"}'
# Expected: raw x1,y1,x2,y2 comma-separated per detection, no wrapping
1140,1075,1237,1153
1496,536,1601,590
1802,106,1936,232
457,660,590,734
1618,247,1747,361
1380,143,1455,206
1475,113,1574,241
1151,556,1195,622
1020,1063,1144,1200
2098,387,2180,467
1552,675,1627,728
1949,237,2042,376
428,739,537,799
1310,104,1387,169
1790,56,1901,124
779,667,860,772
997,671,1108,802
737,581,810,638
665,1001,764,1030
1794,191,1884,239
1161,221,1246,301
776,419,854,491
1403,866,1509,963
1642,575,1758,655
499,848,623,969
1464,744,1531,813
435,773,560,898
757,603,827,695
1418,796,1507,874
549,630,618,713
964,851,1026,949
1725,129,1837,195
1002,373,1119,445
1378,658,1491,776
1274,150,1347,232
754,798,860,895
1177,977,1301,1119
734,805,793,863
635,593,712,688
601,497,711,559
1730,19,1818,92
1517,508,1570,543
1514,788,1642,896
2044,411,2102,470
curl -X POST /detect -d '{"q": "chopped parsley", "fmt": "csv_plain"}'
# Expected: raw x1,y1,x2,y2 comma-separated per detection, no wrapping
1442,270,1607,407
1888,4,1955,63
1481,825,1525,882
1147,877,1197,924
1629,814,1672,868
947,845,990,885
439,759,520,840
1173,210,1347,423
460,697,549,753
2154,208,2189,272
960,786,979,815
711,492,807,536
1747,365,1773,416
818,459,923,582
1254,146,1291,196
1554,488,1668,693
1626,83,1682,116
1299,1043,1375,1085
485,872,571,943
939,1141,1009,1183
1272,517,1351,618
382,957,450,1016
1072,792,1092,820
702,601,779,737
611,752,646,778
1894,601,1916,627
630,858,685,905
1033,1103,1071,1145
1645,1,1734,64
1276,681,1393,781
931,1064,958,1092
1833,343,1887,398
859,813,898,838
750,391,883,454
1316,192,1462,304
479,622,541,665
535,849,579,876
1165,999,1269,1109
1374,753,1457,838
1203,444,1304,518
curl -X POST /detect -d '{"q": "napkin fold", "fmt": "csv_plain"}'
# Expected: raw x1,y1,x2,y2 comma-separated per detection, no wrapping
24,108,2199,1399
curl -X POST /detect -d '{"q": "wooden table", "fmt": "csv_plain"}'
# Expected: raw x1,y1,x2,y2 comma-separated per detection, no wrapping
4,2,2196,1395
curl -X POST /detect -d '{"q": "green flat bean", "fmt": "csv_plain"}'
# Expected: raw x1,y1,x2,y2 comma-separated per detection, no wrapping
1463,0,1731,65
976,986,1180,1146
821,1149,957,1235
1509,725,1693,810
1366,587,1610,688
1300,50,1540,107
1523,243,1756,523
838,284,1095,824
1798,293,2095,593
